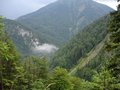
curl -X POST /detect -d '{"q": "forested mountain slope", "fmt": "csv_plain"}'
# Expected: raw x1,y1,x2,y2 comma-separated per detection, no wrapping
69,36,110,81
3,0,113,56
0,8,120,90
50,16,109,69
69,11,120,82
4,19,58,56
69,37,107,75
17,0,113,46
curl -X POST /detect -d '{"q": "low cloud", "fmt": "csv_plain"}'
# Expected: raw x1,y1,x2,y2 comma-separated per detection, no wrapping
32,43,59,53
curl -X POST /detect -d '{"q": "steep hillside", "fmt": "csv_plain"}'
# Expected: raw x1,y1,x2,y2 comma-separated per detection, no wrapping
17,0,113,46
69,37,106,75
50,16,109,69
74,47,109,81
69,36,110,81
4,19,58,56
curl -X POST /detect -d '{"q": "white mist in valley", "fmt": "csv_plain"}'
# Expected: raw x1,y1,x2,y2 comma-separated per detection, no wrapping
32,43,59,53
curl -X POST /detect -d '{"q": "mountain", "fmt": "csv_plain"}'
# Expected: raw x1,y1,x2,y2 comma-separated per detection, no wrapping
50,16,109,69
69,11,120,81
17,0,113,46
69,37,109,81
4,19,58,56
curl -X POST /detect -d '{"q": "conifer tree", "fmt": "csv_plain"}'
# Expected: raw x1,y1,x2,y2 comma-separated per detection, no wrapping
0,17,25,90
106,2,120,88
48,67,73,90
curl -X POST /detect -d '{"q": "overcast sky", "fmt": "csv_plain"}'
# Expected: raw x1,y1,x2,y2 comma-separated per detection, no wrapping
0,0,57,19
0,0,118,19
94,0,118,10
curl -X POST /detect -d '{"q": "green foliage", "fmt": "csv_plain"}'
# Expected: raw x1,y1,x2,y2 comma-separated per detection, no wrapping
106,11,120,83
75,47,110,81
92,68,116,90
32,79,45,90
0,17,26,90
0,36,49,89
69,77,82,90
76,68,96,81
51,16,109,69
19,56,48,90
48,67,73,90
22,56,48,79
0,2,118,90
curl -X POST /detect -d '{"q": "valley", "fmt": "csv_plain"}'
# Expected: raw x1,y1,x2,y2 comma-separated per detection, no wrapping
0,0,120,90
3,0,113,57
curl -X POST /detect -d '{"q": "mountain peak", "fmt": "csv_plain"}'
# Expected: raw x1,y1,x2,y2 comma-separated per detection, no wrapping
17,0,113,46
58,0,92,5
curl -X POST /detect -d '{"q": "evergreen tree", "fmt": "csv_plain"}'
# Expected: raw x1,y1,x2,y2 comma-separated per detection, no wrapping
32,79,45,90
92,68,116,90
0,17,25,90
106,10,120,83
21,56,48,90
0,17,30,90
48,67,73,90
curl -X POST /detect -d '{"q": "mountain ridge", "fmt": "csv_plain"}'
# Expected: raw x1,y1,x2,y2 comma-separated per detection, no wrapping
50,15,109,69
17,0,113,46
4,19,58,56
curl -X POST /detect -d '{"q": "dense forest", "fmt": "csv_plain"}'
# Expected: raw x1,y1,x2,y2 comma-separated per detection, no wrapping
0,1,120,90
50,16,109,70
